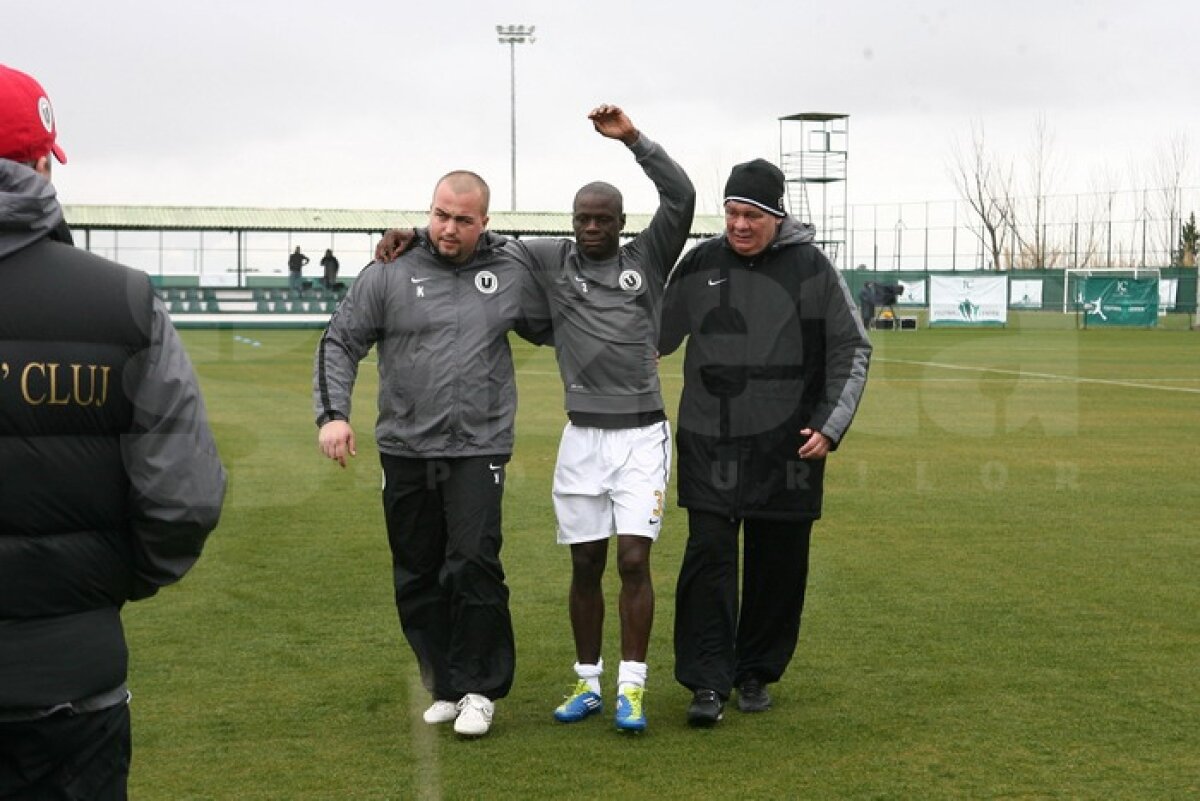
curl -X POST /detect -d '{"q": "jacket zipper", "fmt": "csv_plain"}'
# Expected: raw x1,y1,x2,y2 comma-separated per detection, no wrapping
450,267,462,448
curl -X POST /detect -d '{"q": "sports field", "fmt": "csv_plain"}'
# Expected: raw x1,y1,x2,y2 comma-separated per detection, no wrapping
124,313,1199,800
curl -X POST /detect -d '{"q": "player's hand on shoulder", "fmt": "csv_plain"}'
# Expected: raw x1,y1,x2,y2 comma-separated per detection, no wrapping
376,228,417,263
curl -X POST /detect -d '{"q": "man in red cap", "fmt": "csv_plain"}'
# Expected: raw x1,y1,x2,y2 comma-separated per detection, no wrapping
0,63,73,243
0,67,67,165
0,64,226,798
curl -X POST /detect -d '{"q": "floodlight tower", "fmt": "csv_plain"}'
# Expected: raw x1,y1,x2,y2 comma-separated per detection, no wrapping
779,112,849,266
496,24,536,211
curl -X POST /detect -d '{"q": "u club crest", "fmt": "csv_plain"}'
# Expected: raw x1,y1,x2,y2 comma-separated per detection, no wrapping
619,269,643,292
475,271,498,294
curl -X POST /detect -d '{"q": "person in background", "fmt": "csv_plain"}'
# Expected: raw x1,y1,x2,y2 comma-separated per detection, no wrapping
288,246,309,293
320,248,340,290
858,280,877,327
659,158,870,727
315,170,549,739
0,63,226,798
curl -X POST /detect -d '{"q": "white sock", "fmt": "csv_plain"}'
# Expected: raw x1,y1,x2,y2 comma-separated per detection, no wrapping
574,659,603,695
617,660,647,692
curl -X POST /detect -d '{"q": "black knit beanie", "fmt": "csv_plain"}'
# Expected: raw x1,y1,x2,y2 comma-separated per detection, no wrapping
723,158,786,217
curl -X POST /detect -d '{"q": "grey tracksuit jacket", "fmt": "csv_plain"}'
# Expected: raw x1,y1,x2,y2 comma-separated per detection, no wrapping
313,231,550,458
524,134,695,419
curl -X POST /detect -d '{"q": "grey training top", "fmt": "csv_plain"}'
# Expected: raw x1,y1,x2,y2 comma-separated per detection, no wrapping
525,134,695,422
313,230,550,458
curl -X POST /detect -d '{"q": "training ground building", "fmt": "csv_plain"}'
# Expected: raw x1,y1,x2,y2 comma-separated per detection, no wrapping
63,204,1198,329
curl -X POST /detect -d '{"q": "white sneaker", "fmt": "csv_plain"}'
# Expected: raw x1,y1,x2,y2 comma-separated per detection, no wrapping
453,693,494,737
423,699,461,725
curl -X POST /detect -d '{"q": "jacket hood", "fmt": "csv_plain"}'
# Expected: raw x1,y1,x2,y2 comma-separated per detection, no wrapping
776,216,816,247
0,159,63,259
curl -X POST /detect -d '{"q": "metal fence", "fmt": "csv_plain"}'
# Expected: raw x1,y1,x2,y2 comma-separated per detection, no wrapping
78,230,379,285
846,186,1200,272
72,184,1199,281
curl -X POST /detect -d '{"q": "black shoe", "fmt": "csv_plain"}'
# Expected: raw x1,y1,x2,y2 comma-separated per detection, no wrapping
687,689,724,727
736,678,772,713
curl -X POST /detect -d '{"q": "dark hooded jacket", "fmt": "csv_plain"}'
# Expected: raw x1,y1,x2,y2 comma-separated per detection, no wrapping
660,217,871,521
0,160,225,712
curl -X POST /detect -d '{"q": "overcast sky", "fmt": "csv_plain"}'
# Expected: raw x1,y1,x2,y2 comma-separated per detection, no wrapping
7,0,1197,216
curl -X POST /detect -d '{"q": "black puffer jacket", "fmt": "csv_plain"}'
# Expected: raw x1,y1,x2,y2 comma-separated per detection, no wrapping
660,218,871,521
0,160,225,710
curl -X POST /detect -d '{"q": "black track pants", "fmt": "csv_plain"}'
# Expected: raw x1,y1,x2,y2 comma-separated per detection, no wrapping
380,455,515,701
673,510,812,697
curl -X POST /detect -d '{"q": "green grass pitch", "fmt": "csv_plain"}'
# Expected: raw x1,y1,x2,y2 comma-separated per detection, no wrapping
122,313,1199,799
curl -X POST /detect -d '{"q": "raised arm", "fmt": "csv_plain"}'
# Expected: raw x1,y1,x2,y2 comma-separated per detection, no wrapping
592,105,696,280
588,103,640,146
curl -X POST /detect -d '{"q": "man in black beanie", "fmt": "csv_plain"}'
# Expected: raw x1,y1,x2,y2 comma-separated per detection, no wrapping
659,158,871,726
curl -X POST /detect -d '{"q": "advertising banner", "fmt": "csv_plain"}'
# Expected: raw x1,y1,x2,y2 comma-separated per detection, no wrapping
899,279,926,305
929,275,1007,326
1010,279,1043,308
1159,278,1177,311
1082,276,1159,327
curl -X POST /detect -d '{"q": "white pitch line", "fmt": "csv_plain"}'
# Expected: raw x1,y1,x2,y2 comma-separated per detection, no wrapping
879,358,1200,394
409,673,443,801
871,376,1200,384
376,360,1200,392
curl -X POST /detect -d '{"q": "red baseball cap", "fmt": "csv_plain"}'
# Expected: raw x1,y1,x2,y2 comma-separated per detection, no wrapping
0,64,67,164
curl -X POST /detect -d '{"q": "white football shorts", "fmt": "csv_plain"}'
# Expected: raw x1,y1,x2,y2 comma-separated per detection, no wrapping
553,421,672,544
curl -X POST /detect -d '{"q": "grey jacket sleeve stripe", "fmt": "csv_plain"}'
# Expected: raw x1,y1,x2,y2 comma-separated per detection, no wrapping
315,326,351,422
313,265,382,424
816,267,872,446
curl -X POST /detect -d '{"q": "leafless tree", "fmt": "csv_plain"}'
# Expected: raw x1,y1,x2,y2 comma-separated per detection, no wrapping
1005,114,1063,268
1148,133,1189,265
949,122,1013,270
1076,167,1122,268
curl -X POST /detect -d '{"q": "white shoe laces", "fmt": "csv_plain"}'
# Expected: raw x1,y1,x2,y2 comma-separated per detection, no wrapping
457,693,493,719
